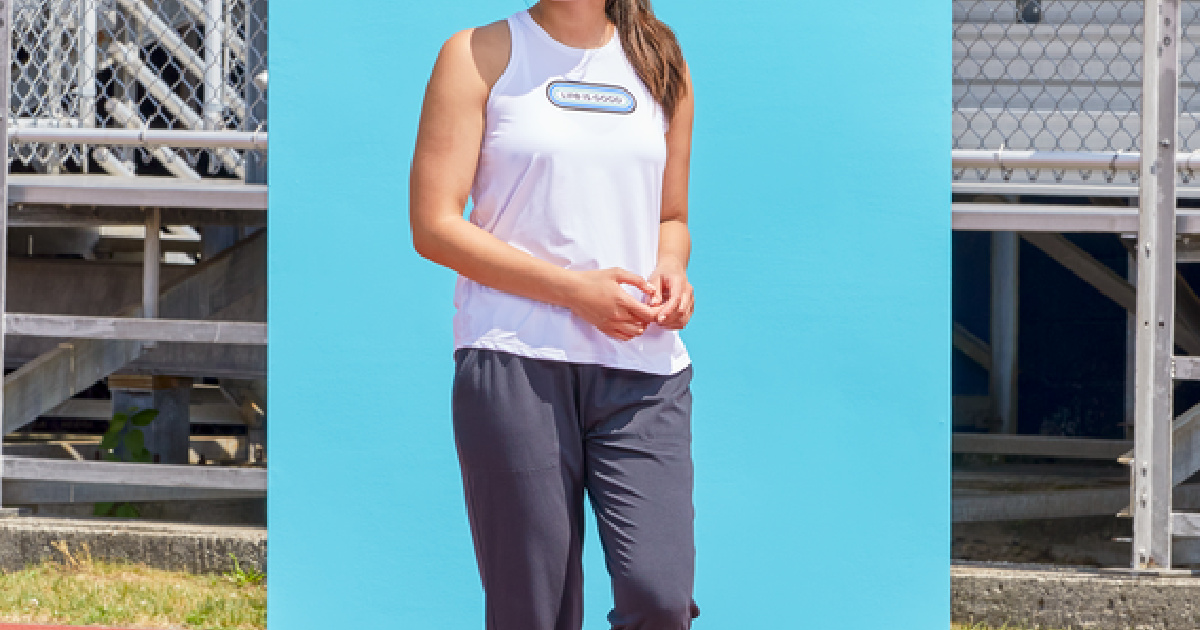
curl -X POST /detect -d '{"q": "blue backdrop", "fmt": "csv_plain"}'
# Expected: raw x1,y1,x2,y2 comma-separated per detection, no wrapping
269,1,949,628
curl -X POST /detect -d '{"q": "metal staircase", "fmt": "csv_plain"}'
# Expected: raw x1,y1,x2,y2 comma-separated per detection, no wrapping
0,0,269,514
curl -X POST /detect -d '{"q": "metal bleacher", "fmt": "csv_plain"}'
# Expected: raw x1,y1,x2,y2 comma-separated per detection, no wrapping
0,0,268,516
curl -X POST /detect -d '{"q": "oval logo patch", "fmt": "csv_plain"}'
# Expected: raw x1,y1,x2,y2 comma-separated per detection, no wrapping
546,81,637,114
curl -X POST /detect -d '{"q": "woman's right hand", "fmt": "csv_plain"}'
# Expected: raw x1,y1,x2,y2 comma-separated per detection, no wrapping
566,268,662,342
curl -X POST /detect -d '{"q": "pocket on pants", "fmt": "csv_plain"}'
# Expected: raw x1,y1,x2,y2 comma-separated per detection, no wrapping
630,365,693,443
451,350,566,473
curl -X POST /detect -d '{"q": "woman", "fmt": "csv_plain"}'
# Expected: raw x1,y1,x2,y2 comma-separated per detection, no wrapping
409,0,696,628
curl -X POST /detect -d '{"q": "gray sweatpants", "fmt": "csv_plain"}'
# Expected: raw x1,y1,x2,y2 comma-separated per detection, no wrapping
451,347,699,630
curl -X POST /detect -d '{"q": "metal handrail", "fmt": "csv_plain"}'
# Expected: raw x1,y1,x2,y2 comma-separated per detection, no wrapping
8,128,268,151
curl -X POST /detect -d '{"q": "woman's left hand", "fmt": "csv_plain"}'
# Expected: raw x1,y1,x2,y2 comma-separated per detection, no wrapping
647,260,694,330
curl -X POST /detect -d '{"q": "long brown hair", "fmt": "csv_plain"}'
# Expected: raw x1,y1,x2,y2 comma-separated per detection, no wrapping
605,0,687,120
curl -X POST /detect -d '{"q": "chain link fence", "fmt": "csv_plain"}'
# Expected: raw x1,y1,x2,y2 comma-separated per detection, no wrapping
954,0,1151,183
9,0,266,179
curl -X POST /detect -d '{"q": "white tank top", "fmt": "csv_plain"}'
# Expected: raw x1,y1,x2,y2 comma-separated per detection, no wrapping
452,9,690,376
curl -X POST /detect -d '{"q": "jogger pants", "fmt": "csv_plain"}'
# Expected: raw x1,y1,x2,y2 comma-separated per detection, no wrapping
451,347,699,630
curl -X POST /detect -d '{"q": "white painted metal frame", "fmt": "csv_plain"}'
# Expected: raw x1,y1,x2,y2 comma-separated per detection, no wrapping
0,218,267,494
952,203,1200,233
0,2,272,506
948,2,1200,569
7,128,268,150
1132,0,1179,570
7,175,267,210
2,456,266,491
0,0,10,509
3,314,267,345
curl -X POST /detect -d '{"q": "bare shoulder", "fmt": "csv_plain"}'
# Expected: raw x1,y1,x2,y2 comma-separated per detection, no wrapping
469,20,512,91
431,21,510,95
470,20,511,59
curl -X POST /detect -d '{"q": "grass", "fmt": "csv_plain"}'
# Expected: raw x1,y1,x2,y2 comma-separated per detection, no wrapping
0,541,265,629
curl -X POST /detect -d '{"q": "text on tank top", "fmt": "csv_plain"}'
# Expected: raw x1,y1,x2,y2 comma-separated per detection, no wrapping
452,9,691,376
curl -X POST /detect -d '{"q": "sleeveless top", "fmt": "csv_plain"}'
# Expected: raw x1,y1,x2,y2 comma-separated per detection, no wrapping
452,9,691,376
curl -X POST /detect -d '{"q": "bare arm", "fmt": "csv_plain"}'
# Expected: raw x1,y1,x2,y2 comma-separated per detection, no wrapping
410,24,660,341
648,63,695,329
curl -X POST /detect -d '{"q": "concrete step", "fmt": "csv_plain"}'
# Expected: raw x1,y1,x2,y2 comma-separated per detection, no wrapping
0,515,264,575
954,560,1200,630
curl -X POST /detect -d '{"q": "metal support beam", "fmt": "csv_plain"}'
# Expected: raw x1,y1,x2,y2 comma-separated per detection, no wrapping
219,378,265,463
3,314,266,344
105,41,247,177
955,487,1134,523
0,456,265,491
953,484,1200,523
1021,232,1200,354
45,398,242,425
7,175,267,210
78,0,97,174
1023,232,1136,309
143,208,160,320
1176,273,1200,343
952,433,1132,460
1133,0,1181,570
1171,402,1200,486
1173,512,1200,537
92,146,136,177
991,232,1019,433
953,182,1180,199
953,149,1141,171
1023,233,1135,308
1174,356,1200,380
142,207,161,351
8,127,267,150
1,480,262,504
203,0,226,130
953,149,1200,173
953,203,1200,233
0,0,11,509
106,101,200,180
109,0,248,122
178,0,246,62
2,231,265,434
3,338,145,435
1128,250,1137,440
953,322,991,369
7,206,264,228
245,0,267,184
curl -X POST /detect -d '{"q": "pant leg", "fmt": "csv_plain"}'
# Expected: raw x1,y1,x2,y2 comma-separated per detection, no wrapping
579,364,699,630
452,348,587,630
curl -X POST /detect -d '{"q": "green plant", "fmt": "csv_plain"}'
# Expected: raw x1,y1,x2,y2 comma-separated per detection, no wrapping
93,407,159,518
223,553,265,587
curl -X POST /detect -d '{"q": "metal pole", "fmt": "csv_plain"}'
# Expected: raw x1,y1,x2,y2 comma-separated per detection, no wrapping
952,149,1200,173
0,0,11,509
203,0,225,130
46,5,61,174
1133,0,1181,570
7,127,268,149
143,207,160,327
245,0,267,184
952,149,1142,171
1127,249,1137,441
991,231,1019,434
77,0,97,173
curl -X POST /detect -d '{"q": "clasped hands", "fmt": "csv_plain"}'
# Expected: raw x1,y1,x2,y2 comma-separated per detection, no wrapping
566,261,695,342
